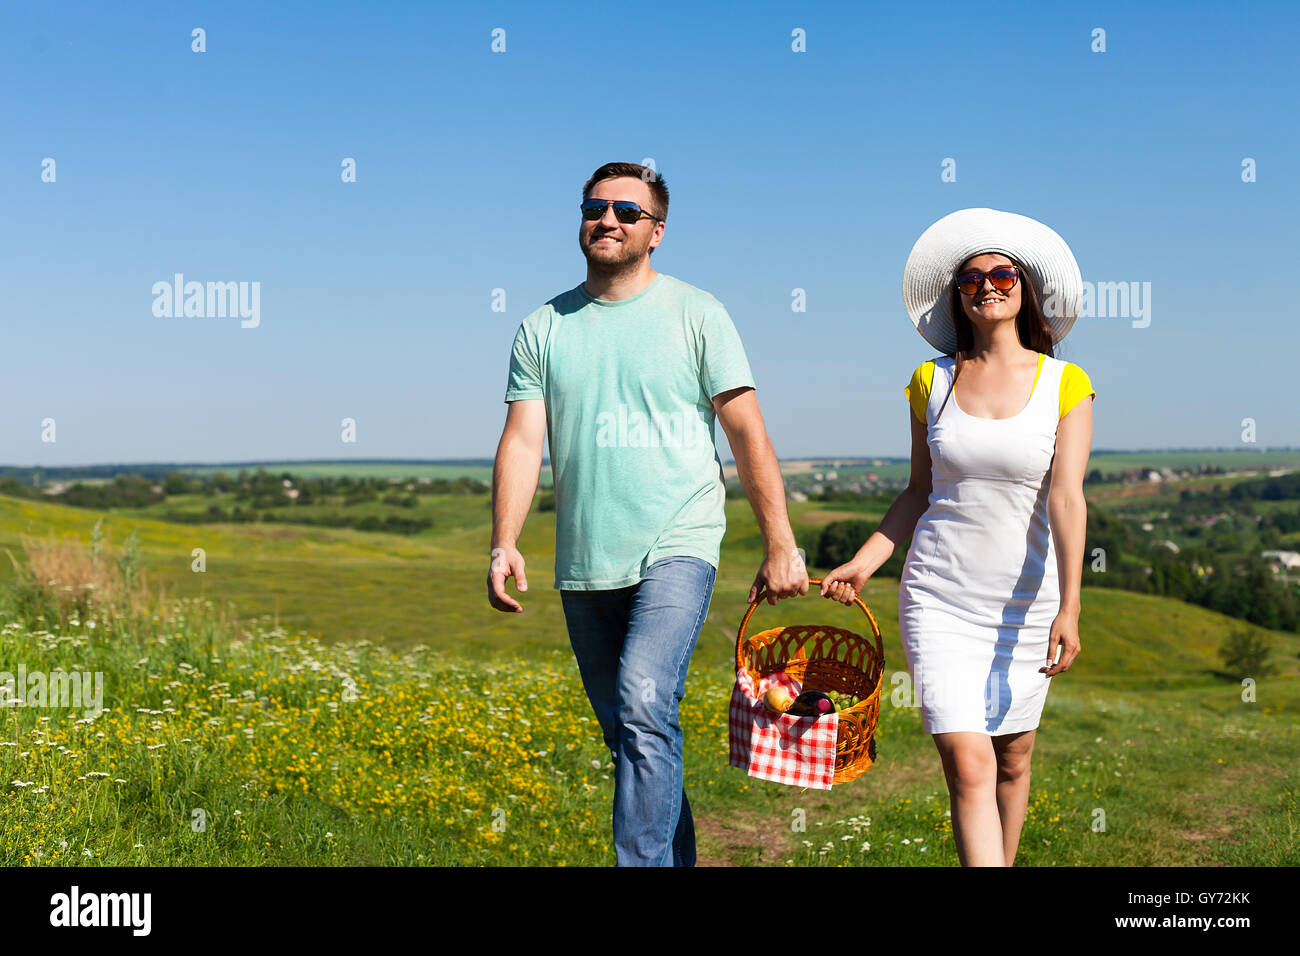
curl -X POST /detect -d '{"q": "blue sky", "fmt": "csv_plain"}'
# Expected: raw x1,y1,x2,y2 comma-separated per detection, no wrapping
3,0,1297,467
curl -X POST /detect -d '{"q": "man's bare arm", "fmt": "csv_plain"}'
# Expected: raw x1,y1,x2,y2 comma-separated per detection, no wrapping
713,386,807,604
488,399,546,612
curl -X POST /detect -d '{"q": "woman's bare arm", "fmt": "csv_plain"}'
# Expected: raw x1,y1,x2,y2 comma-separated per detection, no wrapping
821,408,933,600
1047,396,1094,615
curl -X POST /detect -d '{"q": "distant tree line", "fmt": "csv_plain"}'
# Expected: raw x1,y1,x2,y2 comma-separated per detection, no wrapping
1081,505,1298,631
1176,471,1300,510
0,468,489,536
156,504,433,535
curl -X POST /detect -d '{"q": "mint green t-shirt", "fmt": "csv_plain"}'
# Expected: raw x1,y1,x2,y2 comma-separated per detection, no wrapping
504,273,756,590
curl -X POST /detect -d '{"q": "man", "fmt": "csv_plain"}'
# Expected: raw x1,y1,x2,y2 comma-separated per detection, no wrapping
487,161,807,866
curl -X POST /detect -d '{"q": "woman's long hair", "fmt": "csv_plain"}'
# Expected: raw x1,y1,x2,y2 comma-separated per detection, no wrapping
935,255,1056,421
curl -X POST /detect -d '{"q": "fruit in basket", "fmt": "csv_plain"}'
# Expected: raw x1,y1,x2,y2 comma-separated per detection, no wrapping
786,690,835,718
827,691,857,712
762,685,793,714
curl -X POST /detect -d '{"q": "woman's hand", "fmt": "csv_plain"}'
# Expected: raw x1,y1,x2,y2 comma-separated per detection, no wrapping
819,558,872,606
1041,609,1081,676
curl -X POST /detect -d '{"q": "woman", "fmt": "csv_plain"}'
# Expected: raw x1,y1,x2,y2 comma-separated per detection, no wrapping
821,208,1095,866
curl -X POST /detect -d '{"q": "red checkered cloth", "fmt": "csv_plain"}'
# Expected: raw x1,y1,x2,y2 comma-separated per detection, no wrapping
728,666,838,790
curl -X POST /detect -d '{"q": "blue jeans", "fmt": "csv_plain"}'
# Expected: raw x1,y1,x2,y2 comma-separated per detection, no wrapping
560,555,717,867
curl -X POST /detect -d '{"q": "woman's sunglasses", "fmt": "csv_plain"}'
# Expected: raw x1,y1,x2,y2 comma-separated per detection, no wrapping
580,199,661,224
955,266,1020,296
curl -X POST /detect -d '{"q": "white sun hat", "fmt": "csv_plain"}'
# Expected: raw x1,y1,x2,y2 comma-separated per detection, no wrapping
902,208,1083,354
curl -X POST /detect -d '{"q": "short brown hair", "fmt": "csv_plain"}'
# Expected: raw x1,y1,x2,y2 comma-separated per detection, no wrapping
582,162,669,222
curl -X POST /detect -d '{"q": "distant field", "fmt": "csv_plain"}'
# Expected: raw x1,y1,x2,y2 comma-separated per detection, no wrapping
192,448,1300,486
12,449,1297,493
1086,450,1300,474
181,462,503,483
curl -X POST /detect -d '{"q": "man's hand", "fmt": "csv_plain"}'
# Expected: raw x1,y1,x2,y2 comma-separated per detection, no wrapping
487,545,528,613
748,547,811,606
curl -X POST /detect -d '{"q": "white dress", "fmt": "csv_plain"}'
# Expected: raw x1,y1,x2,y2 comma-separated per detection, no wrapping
898,354,1066,735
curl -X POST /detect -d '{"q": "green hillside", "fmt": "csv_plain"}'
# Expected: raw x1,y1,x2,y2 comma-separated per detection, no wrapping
0,492,1295,865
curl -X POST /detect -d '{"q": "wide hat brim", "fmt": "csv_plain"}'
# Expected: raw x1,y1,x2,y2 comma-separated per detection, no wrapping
902,208,1082,354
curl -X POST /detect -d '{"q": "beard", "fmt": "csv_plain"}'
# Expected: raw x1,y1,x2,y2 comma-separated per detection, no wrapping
579,228,651,278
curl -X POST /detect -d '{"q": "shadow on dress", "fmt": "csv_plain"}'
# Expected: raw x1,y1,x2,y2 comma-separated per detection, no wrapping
984,479,1053,733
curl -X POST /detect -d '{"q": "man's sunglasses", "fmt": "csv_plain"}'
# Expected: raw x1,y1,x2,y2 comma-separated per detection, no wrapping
955,266,1020,296
580,199,662,224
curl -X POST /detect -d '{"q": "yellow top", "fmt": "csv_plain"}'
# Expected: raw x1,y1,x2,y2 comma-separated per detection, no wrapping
904,354,1095,425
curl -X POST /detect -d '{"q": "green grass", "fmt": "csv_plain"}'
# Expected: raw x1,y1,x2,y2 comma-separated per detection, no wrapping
0,602,614,865
1,491,1297,865
686,583,1299,866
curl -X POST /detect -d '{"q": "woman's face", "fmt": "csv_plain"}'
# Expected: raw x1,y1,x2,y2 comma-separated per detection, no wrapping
957,252,1021,328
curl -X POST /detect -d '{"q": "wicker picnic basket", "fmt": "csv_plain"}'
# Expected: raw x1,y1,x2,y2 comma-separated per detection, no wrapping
735,577,885,785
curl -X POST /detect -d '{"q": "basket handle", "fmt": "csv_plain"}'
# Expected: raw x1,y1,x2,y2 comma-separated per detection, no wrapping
735,577,883,674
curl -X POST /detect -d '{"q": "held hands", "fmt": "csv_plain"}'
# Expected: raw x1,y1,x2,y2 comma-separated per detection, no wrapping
487,545,528,613
749,547,811,606
1041,608,1081,676
819,559,872,606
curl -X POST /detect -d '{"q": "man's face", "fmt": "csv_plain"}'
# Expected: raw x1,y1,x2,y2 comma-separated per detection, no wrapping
578,176,664,268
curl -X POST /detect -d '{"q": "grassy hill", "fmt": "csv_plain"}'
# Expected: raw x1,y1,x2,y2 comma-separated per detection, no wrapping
0,492,1296,865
